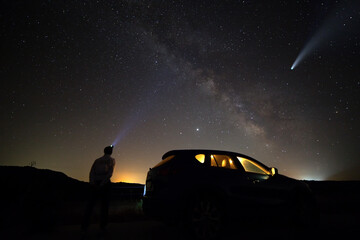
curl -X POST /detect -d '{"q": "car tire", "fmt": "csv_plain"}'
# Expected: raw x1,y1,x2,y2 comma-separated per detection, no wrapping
185,192,225,240
290,191,319,228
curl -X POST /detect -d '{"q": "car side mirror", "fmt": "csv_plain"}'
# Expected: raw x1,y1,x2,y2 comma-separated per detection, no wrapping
271,167,278,176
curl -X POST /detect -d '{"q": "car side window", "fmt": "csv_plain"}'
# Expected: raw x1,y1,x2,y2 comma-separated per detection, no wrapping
237,157,270,175
210,155,237,170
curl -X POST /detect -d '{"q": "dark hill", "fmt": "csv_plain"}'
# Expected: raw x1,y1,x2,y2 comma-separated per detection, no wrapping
305,180,360,215
0,166,144,199
0,166,144,234
327,164,360,180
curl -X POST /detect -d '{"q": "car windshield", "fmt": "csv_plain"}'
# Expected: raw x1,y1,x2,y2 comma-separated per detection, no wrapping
237,156,271,175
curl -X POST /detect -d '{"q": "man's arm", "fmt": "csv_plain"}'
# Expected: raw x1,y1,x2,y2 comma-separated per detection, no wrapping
89,160,97,184
101,158,115,186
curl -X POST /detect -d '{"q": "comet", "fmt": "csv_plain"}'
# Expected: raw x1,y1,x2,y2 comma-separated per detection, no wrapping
291,24,330,70
290,5,350,70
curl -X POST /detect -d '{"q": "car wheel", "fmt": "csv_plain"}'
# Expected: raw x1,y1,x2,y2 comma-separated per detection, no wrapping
186,193,224,240
291,191,319,227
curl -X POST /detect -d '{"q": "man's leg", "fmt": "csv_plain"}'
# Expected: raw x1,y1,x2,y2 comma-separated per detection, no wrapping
100,184,110,231
81,187,97,231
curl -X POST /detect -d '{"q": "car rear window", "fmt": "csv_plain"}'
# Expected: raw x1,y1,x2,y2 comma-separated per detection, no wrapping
195,154,205,163
154,155,175,168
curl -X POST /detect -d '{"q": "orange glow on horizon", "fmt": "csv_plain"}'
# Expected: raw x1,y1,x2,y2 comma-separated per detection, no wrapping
111,171,145,184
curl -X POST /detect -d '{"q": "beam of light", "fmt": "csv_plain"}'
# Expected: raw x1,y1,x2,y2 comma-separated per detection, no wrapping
111,107,147,147
111,77,166,147
111,123,134,146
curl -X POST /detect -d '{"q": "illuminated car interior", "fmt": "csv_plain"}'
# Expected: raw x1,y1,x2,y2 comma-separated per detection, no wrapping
195,154,205,164
209,154,237,169
237,156,271,175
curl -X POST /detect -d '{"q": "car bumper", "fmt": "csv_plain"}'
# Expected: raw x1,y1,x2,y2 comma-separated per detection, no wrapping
142,195,184,220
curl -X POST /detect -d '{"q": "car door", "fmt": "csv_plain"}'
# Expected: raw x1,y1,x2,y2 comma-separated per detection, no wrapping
236,156,284,206
204,154,247,198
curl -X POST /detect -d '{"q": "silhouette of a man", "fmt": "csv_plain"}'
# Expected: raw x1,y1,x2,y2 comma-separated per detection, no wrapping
81,145,115,236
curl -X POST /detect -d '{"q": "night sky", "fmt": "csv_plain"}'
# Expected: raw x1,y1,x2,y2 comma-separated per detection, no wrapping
2,0,360,183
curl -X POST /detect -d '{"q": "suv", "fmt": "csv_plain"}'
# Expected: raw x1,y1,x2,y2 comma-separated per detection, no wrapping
143,149,316,238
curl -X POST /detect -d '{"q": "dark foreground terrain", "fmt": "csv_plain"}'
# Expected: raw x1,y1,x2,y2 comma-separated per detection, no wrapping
1,166,360,239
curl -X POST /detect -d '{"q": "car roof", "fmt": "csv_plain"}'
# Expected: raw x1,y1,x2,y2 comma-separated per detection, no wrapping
162,149,257,161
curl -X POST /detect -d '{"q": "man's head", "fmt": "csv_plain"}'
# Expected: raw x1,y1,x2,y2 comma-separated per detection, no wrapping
104,145,113,155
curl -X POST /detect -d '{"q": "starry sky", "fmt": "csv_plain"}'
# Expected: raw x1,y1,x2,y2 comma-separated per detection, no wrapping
1,0,360,183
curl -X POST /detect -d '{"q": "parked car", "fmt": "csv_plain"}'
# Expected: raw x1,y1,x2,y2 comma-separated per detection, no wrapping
143,149,317,239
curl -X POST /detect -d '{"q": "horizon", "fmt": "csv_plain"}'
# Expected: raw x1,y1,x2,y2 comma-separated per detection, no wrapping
2,161,360,184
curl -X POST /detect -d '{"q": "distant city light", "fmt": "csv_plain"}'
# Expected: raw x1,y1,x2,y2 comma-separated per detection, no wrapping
299,175,325,181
